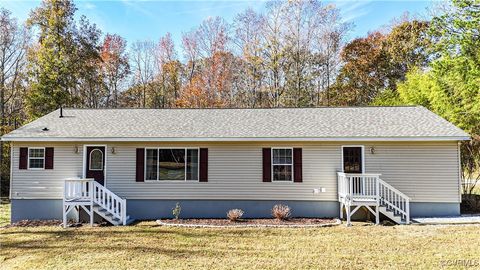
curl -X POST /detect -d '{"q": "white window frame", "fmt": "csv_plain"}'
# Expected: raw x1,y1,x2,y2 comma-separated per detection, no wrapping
28,147,45,170
144,147,200,182
340,145,365,174
271,147,294,182
89,149,104,171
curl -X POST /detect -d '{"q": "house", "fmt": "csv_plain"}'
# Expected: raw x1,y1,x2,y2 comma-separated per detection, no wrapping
2,106,470,226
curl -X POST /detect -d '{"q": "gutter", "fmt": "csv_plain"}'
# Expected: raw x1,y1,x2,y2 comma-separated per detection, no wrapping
0,136,471,142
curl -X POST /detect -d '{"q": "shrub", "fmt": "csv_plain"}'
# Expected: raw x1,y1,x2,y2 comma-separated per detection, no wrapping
226,209,244,222
172,202,181,219
271,204,291,220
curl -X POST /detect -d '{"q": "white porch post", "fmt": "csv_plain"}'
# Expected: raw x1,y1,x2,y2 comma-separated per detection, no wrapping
346,204,351,226
339,202,344,220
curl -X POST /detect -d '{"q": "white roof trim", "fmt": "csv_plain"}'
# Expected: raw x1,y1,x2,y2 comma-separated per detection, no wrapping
1,136,470,142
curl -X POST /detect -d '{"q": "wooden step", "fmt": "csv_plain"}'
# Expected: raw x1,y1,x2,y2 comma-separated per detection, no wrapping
379,206,405,224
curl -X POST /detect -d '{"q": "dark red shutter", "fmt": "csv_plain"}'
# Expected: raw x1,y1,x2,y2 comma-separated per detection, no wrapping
293,148,302,182
262,148,271,182
136,148,145,182
19,147,28,170
45,147,54,169
199,148,208,182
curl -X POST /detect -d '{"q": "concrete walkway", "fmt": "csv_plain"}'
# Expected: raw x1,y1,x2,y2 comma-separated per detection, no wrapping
413,215,480,225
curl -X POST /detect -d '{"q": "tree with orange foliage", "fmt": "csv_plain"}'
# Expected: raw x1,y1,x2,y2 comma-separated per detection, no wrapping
100,34,130,108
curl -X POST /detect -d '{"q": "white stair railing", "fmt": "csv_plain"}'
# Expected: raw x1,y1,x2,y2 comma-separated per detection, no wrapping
92,181,127,225
378,179,410,224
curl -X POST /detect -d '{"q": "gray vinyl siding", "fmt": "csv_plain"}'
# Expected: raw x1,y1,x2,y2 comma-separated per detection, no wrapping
10,141,461,203
10,142,83,199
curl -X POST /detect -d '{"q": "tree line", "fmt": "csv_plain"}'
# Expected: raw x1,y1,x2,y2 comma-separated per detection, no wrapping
1,0,479,196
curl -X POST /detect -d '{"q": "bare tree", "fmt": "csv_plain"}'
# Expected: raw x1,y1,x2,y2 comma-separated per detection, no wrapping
0,8,29,195
313,5,351,106
0,8,29,129
262,1,288,107
130,40,155,107
233,8,265,107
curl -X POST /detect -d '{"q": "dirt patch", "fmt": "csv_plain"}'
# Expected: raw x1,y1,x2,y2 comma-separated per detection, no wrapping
157,218,339,228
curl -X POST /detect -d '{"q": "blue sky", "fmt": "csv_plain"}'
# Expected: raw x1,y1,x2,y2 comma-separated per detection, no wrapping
1,0,435,51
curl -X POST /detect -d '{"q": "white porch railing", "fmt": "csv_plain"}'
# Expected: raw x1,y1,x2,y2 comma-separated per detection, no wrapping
63,178,127,226
64,178,94,202
337,172,410,224
337,173,380,201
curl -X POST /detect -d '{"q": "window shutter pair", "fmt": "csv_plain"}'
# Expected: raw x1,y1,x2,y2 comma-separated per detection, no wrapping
262,148,302,182
19,147,54,170
135,148,208,182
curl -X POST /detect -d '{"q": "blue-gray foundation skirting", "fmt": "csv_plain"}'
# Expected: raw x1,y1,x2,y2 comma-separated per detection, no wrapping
10,199,460,222
410,202,460,217
11,199,78,223
127,200,340,219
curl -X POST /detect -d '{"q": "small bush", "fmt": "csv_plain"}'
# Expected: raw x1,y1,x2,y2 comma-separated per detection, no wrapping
172,202,181,219
226,209,244,222
271,204,291,220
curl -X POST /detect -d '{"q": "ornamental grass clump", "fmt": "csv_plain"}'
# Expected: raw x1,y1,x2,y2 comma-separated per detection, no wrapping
226,209,244,222
172,202,181,220
271,204,291,221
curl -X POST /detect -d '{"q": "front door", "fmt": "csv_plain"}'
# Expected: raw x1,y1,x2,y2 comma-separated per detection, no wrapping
343,147,363,173
86,146,105,185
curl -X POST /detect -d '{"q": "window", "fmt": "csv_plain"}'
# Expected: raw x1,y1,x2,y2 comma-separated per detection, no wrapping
272,148,293,181
28,148,45,169
89,149,104,170
145,148,199,181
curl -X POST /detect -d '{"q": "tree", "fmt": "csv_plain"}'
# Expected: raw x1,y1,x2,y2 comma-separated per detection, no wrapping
101,34,130,108
25,0,78,118
155,33,181,108
75,16,104,108
312,5,351,106
332,32,392,105
332,19,432,106
233,8,265,107
0,8,30,197
130,40,155,108
178,17,233,107
386,20,431,72
1,8,29,129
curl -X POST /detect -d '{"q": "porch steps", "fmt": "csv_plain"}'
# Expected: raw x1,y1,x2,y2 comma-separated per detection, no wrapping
379,205,405,224
93,205,135,226
338,173,411,226
63,178,133,227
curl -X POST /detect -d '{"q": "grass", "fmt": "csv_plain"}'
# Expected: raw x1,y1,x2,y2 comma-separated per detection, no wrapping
0,202,10,227
1,204,479,269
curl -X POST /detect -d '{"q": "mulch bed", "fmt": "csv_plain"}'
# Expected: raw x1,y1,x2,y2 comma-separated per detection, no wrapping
3,219,63,228
2,220,112,228
157,218,340,228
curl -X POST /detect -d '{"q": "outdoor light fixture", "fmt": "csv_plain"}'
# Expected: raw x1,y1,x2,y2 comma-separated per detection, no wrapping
370,146,376,154
74,145,79,154
111,147,116,154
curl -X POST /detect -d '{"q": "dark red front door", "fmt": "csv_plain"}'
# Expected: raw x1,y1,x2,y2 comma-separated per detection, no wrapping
86,146,105,185
343,147,363,173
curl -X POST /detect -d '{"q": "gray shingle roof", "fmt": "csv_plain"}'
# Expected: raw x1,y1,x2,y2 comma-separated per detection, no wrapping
1,106,469,141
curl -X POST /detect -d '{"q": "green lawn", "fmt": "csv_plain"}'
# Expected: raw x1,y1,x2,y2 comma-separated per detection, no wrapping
1,204,479,269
